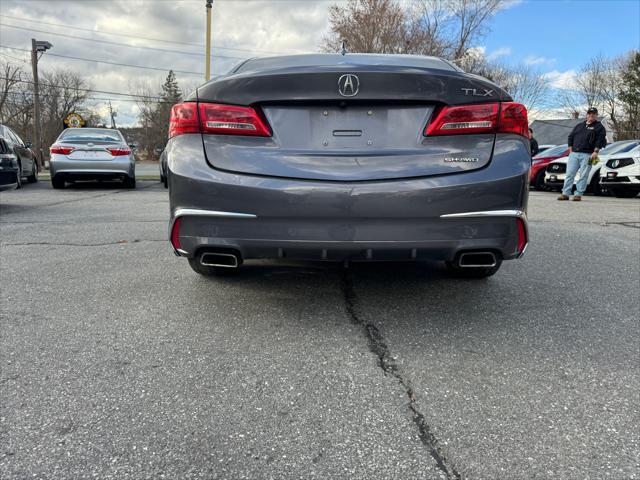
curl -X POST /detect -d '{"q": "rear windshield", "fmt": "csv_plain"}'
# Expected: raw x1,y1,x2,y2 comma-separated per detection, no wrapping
234,54,457,74
59,129,123,142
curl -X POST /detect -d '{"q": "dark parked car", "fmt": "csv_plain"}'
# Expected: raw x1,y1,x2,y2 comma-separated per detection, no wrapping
0,137,20,191
0,124,38,188
167,54,530,278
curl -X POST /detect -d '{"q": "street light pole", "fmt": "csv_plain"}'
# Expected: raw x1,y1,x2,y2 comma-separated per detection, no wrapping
30,39,42,170
30,38,52,171
205,0,213,81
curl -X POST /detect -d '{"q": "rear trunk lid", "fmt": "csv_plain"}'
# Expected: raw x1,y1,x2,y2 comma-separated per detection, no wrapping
196,65,510,182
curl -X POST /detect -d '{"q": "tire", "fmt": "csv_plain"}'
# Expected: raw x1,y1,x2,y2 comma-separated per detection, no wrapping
589,171,603,196
27,163,38,183
187,257,238,277
163,174,168,189
445,259,503,278
123,176,136,189
51,176,65,189
609,187,638,198
533,170,546,191
15,163,22,189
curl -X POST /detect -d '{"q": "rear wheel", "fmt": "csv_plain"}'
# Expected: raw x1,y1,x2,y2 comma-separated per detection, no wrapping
15,163,22,189
26,163,38,183
123,176,136,189
445,259,502,278
163,174,168,189
51,176,65,189
188,257,238,277
609,187,638,198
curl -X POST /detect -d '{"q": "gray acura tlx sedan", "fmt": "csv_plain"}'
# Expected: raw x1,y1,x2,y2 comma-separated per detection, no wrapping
167,54,530,278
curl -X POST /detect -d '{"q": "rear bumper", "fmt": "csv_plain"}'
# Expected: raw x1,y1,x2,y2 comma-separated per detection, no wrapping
168,134,530,262
50,156,135,179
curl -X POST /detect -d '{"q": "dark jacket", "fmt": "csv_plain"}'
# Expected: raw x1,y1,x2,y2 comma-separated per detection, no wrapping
530,137,539,156
568,121,607,153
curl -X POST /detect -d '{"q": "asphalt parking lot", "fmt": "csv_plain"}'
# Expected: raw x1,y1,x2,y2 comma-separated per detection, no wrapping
1,181,639,479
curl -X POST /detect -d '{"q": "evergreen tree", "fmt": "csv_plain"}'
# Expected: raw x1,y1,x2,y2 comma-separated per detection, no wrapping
619,51,640,139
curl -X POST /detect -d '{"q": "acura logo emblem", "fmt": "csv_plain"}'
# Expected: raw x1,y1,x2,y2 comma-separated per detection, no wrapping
612,159,620,168
338,74,359,97
552,164,559,170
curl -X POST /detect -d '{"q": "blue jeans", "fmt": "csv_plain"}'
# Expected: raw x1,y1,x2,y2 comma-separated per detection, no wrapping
562,152,591,196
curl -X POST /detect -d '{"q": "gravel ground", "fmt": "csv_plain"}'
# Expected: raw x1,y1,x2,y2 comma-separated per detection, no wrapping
1,182,638,479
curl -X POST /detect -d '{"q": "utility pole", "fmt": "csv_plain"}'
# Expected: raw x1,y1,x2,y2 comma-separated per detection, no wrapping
205,0,213,81
30,38,52,170
108,101,117,129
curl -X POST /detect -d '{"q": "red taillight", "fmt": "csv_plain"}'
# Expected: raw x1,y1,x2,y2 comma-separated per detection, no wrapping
106,147,131,156
170,217,182,251
50,145,74,155
516,217,528,254
425,103,499,136
425,102,528,137
168,102,271,138
169,102,200,138
499,102,529,137
199,103,271,137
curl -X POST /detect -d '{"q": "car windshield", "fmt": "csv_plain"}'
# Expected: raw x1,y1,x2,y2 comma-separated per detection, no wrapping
600,141,639,155
533,145,566,158
59,128,122,143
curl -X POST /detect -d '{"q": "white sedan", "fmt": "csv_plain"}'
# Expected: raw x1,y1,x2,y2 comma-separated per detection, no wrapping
600,145,640,198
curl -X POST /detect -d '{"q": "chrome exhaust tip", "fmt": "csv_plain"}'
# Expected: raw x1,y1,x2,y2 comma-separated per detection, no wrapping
200,252,240,268
457,252,497,268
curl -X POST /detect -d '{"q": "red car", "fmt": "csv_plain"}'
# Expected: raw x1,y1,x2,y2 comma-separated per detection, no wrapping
530,145,569,190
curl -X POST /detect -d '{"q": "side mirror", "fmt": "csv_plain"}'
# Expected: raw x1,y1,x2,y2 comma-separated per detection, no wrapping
25,141,32,148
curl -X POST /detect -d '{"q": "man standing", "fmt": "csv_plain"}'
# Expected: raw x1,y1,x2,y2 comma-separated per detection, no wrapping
558,107,607,201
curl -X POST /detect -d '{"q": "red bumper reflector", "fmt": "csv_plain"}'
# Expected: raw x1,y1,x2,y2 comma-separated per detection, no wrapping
170,217,182,250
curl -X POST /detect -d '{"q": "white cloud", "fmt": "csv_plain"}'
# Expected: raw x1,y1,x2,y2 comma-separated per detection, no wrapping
543,70,578,90
0,0,331,127
487,47,512,60
524,55,556,66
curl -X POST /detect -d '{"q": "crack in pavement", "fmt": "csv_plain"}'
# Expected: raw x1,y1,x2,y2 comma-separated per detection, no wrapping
341,269,461,480
1,239,166,247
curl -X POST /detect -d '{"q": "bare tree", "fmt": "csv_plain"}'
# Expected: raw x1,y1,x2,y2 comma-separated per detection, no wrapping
0,61,24,123
478,62,549,112
322,0,505,61
38,70,91,151
322,0,410,54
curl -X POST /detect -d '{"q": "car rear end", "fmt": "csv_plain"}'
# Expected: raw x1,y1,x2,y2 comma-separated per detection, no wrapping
167,54,530,275
49,128,135,188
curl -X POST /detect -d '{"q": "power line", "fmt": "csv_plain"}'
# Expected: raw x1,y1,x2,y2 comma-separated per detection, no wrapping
0,14,293,55
0,23,246,60
5,89,173,104
0,45,216,77
0,76,172,101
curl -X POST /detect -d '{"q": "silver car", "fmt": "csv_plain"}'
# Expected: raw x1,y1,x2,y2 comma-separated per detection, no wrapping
49,128,135,189
167,54,530,278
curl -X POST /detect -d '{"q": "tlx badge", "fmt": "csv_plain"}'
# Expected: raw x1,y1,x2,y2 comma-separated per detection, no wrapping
461,88,494,97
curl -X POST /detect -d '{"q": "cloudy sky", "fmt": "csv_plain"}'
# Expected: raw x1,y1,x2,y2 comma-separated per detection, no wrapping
1,0,638,126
